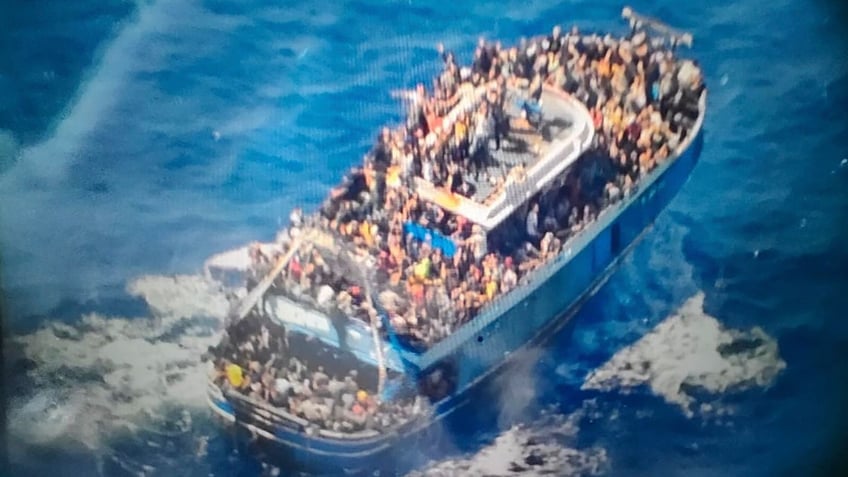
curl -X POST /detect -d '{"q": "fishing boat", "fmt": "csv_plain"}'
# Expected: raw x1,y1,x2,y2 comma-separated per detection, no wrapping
204,7,706,475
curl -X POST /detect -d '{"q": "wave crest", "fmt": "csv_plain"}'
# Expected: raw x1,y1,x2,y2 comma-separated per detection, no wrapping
6,274,229,452
582,292,786,417
408,402,608,477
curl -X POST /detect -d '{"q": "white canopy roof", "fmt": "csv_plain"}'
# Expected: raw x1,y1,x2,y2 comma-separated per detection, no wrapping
415,87,595,231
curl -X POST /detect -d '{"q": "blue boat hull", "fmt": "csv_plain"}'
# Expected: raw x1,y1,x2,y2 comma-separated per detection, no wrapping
208,114,705,475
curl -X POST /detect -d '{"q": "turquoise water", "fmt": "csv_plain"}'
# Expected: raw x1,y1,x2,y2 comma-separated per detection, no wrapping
2,0,847,475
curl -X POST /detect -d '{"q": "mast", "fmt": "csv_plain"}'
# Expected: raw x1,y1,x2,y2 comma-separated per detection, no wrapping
340,241,388,399
310,229,389,399
228,230,313,324
365,288,387,399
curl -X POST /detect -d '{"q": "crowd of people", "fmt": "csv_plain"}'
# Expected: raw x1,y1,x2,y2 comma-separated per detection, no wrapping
214,24,704,437
243,26,704,350
253,232,382,330
209,310,423,434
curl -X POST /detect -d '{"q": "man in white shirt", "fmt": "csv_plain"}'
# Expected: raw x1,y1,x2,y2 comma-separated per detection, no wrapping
526,202,541,245
466,224,488,262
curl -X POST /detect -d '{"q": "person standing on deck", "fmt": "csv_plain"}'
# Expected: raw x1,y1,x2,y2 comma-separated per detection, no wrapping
436,42,455,69
472,37,492,78
548,25,563,55
476,100,496,174
464,224,488,262
526,72,544,125
526,202,541,246
369,127,392,208
487,81,506,151
407,83,430,137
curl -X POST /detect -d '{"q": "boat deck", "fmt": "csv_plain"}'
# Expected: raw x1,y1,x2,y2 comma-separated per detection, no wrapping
468,88,578,202
224,89,595,367
208,11,707,470
413,86,594,231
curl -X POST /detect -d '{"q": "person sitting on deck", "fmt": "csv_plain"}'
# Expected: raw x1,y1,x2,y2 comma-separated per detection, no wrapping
212,311,423,433
224,360,245,389
501,256,519,293
238,24,705,353
464,224,488,262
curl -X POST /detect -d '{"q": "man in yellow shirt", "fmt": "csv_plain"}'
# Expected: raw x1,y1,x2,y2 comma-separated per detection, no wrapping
485,278,498,301
414,256,432,282
225,362,244,389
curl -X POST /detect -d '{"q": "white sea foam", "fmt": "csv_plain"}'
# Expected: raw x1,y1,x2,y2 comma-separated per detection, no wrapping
582,293,786,417
6,274,231,453
404,349,608,476
204,246,253,273
126,274,230,319
492,347,545,429
215,105,275,138
408,403,608,477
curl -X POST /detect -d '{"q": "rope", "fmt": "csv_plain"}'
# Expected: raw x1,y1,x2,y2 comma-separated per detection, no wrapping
228,230,313,324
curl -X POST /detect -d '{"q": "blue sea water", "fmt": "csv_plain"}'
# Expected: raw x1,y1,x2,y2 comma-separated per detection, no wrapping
2,0,847,476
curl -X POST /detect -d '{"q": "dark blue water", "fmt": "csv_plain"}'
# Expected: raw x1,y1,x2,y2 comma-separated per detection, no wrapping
2,0,847,475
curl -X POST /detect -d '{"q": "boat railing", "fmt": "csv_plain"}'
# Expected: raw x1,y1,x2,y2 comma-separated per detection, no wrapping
415,90,707,371
413,176,489,219
318,428,381,440
226,230,320,325
213,377,429,442
384,87,703,367
424,82,491,148
220,385,310,431
482,87,594,226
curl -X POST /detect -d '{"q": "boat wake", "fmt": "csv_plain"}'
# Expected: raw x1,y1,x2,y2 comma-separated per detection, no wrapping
5,274,231,457
6,252,613,476
407,401,608,477
582,292,786,417
5,241,785,475
4,209,785,476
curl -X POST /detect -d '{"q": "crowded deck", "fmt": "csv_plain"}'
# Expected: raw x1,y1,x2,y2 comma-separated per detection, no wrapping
208,14,705,435
412,85,594,231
